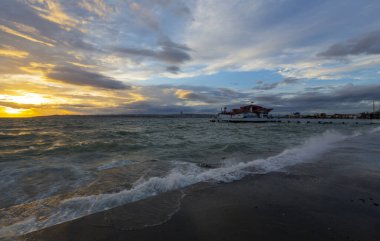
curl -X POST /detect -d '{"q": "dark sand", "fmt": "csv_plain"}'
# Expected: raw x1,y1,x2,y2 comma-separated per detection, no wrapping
22,151,380,241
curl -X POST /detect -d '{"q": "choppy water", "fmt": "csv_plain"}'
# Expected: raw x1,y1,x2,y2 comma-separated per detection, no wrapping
0,117,379,239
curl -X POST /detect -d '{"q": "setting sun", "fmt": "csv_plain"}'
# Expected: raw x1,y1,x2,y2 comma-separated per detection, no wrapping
3,93,49,105
0,93,51,117
0,106,34,117
3,107,26,114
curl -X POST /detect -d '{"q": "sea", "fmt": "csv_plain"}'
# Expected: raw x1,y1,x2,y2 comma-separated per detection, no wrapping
0,116,379,239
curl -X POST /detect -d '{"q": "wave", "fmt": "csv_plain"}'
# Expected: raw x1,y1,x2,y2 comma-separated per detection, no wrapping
0,132,36,140
0,129,367,238
368,125,380,134
96,159,134,171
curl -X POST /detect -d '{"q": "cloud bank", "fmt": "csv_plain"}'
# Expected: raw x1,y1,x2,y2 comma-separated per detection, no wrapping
46,66,131,90
0,0,380,116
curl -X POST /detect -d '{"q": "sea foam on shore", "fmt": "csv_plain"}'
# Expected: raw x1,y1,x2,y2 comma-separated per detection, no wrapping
1,126,375,239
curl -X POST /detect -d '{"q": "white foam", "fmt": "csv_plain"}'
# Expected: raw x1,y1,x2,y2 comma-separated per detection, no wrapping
0,218,36,240
250,129,349,172
0,129,365,238
368,125,380,134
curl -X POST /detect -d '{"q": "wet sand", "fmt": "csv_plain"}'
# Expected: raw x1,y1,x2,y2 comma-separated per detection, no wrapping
22,151,380,241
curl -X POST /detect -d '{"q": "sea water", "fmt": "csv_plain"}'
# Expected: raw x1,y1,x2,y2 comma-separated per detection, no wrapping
0,116,379,239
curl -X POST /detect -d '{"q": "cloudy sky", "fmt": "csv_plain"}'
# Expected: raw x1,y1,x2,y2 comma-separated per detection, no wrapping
0,0,380,117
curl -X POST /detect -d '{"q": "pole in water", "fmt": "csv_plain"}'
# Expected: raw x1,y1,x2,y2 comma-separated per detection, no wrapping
373,100,375,114
372,100,375,119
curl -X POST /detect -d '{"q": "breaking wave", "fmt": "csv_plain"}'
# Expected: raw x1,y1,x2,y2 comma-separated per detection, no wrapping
368,125,380,134
0,129,368,238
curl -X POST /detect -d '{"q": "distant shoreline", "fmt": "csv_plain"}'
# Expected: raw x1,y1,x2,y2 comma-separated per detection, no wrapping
0,114,215,119
1,114,379,120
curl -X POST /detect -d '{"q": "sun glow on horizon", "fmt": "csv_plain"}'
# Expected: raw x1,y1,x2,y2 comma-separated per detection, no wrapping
0,106,36,117
4,107,26,114
0,92,72,117
0,93,50,105
0,106,76,118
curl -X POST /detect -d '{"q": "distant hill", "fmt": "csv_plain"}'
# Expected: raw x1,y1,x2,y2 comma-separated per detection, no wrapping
32,114,215,118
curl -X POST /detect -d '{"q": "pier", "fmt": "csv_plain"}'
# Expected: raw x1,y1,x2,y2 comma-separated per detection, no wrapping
273,118,380,125
214,118,380,124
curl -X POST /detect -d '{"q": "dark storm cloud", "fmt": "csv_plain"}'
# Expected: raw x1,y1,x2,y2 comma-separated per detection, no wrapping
166,66,180,73
158,39,191,51
192,84,380,114
62,36,100,52
254,77,301,90
292,84,380,103
157,40,191,63
318,31,380,58
282,77,300,84
114,40,191,64
217,88,241,96
179,92,219,103
254,82,278,90
47,66,130,90
122,101,213,114
253,84,380,113
304,86,331,91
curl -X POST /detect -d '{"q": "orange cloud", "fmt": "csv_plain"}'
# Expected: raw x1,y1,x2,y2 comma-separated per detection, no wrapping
0,25,54,47
128,92,146,102
175,89,193,99
27,0,78,30
19,62,55,74
0,47,29,58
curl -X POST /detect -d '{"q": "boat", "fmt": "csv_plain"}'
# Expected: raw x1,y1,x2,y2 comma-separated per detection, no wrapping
211,103,380,124
212,103,278,123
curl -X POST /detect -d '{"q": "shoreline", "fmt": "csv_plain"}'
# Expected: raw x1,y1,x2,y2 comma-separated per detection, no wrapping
22,148,380,241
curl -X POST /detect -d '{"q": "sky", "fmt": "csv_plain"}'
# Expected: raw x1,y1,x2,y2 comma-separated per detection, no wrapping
0,0,380,117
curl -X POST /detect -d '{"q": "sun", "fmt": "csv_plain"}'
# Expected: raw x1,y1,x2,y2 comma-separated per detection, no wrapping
4,107,26,115
0,93,51,117
0,92,77,117
7,93,49,105
0,107,35,117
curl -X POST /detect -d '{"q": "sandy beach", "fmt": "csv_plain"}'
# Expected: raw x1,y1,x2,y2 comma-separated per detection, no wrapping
22,138,380,241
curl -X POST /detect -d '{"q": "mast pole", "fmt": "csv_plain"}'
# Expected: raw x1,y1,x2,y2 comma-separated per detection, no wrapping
374,100,376,119
373,100,375,114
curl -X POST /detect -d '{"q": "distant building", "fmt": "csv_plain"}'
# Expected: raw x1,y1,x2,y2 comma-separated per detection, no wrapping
359,111,380,119
313,113,327,118
293,112,301,118
332,113,356,119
